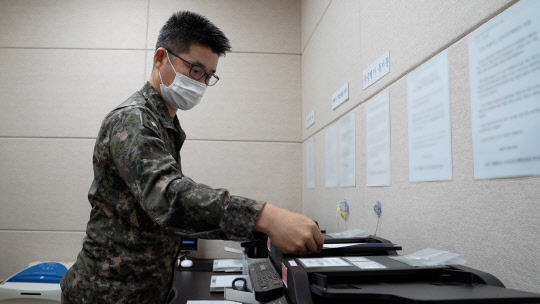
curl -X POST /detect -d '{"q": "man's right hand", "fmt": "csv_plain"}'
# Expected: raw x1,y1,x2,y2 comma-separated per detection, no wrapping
254,203,324,255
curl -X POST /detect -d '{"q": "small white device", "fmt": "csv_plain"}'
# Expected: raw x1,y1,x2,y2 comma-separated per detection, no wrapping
180,259,193,268
0,261,73,304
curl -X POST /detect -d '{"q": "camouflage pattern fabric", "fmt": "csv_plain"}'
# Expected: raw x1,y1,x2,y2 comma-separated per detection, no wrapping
60,82,265,303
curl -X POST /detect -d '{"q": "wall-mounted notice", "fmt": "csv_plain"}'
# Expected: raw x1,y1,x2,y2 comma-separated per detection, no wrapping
339,112,356,187
468,0,540,179
407,50,453,182
306,137,316,189
305,110,315,129
325,123,339,188
366,90,391,186
332,82,349,110
363,51,390,89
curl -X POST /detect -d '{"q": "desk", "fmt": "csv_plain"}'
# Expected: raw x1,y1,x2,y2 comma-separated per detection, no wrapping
172,259,229,304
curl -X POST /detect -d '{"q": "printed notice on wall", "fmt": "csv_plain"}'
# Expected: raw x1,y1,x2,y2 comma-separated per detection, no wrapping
305,110,315,129
366,90,391,186
363,51,390,89
339,112,356,187
306,137,315,189
325,123,339,188
468,0,540,179
407,50,453,182
332,82,349,110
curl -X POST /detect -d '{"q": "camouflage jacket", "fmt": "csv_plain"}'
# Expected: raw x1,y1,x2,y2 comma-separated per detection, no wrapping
60,82,265,304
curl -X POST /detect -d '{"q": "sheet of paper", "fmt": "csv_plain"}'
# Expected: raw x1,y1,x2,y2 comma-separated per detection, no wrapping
215,259,242,269
298,257,351,268
212,275,248,288
323,243,368,249
187,301,240,304
339,112,356,187
325,123,339,188
223,247,243,254
468,0,540,179
344,257,387,269
366,90,391,186
351,261,387,269
407,50,453,182
306,136,316,189
345,257,372,262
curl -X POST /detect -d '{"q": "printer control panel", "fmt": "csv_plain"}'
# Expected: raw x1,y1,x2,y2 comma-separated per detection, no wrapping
248,259,283,302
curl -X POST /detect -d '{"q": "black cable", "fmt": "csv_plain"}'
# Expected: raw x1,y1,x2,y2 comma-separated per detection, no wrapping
232,277,249,292
374,216,380,236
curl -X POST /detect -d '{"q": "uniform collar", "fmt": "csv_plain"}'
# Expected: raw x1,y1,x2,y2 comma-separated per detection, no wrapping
139,82,181,132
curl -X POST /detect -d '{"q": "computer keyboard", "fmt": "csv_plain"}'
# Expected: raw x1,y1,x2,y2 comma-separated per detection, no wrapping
248,259,283,302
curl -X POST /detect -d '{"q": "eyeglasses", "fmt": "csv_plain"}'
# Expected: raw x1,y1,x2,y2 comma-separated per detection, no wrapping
166,49,220,86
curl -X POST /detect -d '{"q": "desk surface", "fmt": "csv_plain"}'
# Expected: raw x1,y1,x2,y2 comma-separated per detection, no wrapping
172,259,230,304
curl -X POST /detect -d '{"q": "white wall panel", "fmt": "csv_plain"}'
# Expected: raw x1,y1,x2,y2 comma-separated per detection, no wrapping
0,0,147,49
146,52,301,142
147,0,301,54
182,141,302,213
0,231,85,283
358,0,516,105
0,49,146,138
301,0,363,141
0,138,93,231
0,139,301,230
302,0,518,142
300,0,331,52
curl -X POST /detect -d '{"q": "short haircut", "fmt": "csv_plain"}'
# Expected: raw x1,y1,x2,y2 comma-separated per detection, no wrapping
155,11,231,57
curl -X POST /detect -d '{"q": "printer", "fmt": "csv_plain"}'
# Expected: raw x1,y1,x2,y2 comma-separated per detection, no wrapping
0,261,72,304
247,233,540,304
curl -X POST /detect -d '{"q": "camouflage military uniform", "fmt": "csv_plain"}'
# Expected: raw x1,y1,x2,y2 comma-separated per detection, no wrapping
60,82,265,303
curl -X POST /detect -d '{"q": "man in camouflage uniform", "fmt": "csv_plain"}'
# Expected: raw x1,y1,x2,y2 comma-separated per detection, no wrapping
60,11,323,304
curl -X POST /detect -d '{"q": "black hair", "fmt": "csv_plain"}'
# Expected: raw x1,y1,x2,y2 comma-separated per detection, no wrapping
155,11,231,57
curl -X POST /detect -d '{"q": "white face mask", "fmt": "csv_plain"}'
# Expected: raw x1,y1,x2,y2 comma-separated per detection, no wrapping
158,50,207,111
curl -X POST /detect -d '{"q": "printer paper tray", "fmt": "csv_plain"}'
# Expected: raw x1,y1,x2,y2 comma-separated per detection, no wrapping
310,282,540,303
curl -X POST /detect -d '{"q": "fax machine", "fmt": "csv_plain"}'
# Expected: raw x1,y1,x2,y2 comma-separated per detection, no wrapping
247,234,540,304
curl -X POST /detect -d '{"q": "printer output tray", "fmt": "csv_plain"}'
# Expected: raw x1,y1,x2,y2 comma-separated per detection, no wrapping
306,264,540,304
311,282,540,303
283,257,540,304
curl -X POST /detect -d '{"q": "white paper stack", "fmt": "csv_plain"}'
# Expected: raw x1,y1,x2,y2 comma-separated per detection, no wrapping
212,259,243,272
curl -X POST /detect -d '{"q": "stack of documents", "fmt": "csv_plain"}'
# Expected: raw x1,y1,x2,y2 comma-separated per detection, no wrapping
212,259,243,272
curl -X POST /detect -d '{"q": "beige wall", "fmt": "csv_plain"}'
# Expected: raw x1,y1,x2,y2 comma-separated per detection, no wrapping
301,0,538,293
0,0,301,279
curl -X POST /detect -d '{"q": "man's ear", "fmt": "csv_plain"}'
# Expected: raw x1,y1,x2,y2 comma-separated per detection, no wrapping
153,48,167,69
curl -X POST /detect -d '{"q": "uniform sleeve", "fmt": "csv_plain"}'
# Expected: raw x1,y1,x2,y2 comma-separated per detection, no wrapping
108,108,265,241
